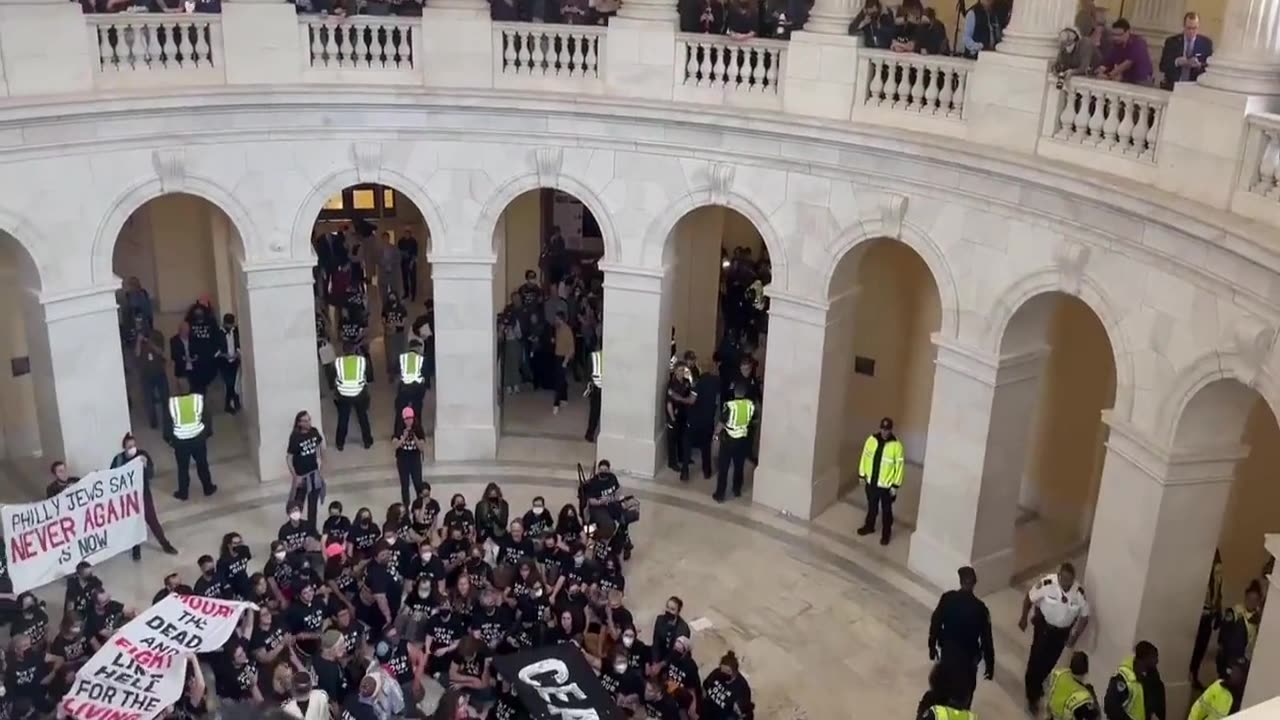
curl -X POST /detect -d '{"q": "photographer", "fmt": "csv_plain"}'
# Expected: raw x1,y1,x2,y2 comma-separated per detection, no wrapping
1054,27,1100,80
582,460,634,561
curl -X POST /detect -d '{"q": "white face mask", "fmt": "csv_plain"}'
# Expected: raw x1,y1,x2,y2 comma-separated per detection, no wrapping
622,636,635,648
289,512,302,522
273,551,286,561
613,662,628,674
125,447,138,457
385,536,397,546
420,552,432,561
532,505,544,514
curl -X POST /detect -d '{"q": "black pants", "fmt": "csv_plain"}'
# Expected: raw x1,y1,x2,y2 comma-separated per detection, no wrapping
553,360,568,406
586,388,601,441
140,371,169,429
335,392,373,448
395,383,426,429
396,452,423,507
715,434,748,497
688,427,713,479
220,358,241,412
401,260,417,301
1024,614,1070,706
1190,612,1215,679
666,419,687,470
862,485,896,541
173,437,214,497
939,651,980,708
291,472,323,533
132,481,174,558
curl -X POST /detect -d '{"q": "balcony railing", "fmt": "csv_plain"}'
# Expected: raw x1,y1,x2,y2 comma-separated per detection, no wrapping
300,16,421,82
1047,76,1168,163
851,50,972,136
492,23,604,93
87,14,224,88
1242,115,1280,200
673,34,787,109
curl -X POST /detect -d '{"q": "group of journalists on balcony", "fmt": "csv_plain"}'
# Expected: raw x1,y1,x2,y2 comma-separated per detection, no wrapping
73,0,1214,89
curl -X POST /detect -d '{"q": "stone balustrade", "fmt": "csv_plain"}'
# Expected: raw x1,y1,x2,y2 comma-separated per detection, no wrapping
0,7,1275,231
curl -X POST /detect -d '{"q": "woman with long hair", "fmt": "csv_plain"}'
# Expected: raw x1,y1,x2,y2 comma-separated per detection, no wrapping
285,410,326,530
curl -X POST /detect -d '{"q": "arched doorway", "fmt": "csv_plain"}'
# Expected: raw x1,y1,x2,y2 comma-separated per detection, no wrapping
491,188,605,457
658,204,773,494
994,292,1116,581
110,193,251,476
0,230,54,498
816,237,942,535
309,183,435,458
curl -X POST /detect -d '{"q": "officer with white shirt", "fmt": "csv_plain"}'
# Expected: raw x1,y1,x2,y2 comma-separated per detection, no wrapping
1019,562,1091,713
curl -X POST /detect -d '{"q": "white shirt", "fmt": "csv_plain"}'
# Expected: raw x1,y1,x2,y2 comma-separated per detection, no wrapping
282,690,330,720
1029,574,1090,628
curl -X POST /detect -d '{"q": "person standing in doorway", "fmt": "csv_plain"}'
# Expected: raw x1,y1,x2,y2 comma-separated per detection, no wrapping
377,232,401,303
552,312,574,415
1019,562,1090,714
133,320,169,430
1190,550,1223,690
713,384,755,502
687,359,721,481
856,417,905,546
218,313,241,415
111,433,178,559
286,410,326,532
666,363,695,478
187,301,219,394
383,292,407,380
397,231,419,303
584,338,603,442
928,566,995,706
333,345,374,451
392,407,426,508
395,339,428,430
164,390,217,500
170,322,198,395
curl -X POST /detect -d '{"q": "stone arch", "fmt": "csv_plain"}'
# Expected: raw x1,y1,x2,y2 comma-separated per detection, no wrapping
91,176,258,286
478,171,620,262
1155,351,1280,449
821,219,960,339
642,189,788,291
0,205,50,293
983,267,1136,419
291,168,447,263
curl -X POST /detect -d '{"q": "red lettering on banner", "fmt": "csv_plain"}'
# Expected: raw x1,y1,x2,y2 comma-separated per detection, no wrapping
11,517,77,561
84,494,139,531
112,637,174,671
176,595,234,618
60,698,142,720
9,534,32,562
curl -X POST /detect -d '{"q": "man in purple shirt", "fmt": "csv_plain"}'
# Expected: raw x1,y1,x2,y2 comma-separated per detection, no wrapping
1097,18,1153,84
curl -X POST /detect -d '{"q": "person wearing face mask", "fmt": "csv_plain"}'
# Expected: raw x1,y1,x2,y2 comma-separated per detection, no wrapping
287,411,327,531
393,407,428,508
279,503,322,562
215,532,253,601
521,497,553,539
661,636,701,711
555,504,583,547
426,603,466,678
351,507,382,560
323,543,359,615
247,605,292,671
618,626,652,677
263,541,296,607
84,588,130,652
406,540,446,598
48,614,90,671
551,544,597,609
444,495,476,540
360,542,402,636
193,554,228,600
603,589,633,644
463,546,495,591
410,483,441,542
112,432,178,559
63,563,101,620
652,597,690,666
10,595,47,652
323,501,352,548
601,648,644,710
398,575,437,642
642,676,681,720
702,651,753,720
475,483,510,546
470,588,516,656
6,634,54,713
495,521,534,569
439,522,473,578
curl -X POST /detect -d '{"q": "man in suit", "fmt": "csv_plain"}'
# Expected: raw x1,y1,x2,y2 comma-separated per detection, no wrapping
217,313,242,414
170,322,198,394
1159,12,1212,89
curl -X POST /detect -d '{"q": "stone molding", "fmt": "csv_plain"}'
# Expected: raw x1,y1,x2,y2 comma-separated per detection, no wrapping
241,260,315,289
1103,411,1251,487
40,283,121,322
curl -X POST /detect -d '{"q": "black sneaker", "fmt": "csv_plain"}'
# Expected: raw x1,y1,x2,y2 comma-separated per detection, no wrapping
162,544,179,555
203,485,218,497
712,493,725,503
856,526,875,536
131,547,141,561
173,491,189,501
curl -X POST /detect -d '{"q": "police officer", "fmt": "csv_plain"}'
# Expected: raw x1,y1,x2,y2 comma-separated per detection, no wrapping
394,339,427,430
856,417,905,546
1019,562,1090,713
1215,580,1262,680
666,362,694,477
1048,651,1100,720
1104,641,1158,720
713,384,754,502
928,566,994,706
164,391,217,501
1190,550,1224,690
1188,658,1247,720
585,342,603,443
334,344,374,451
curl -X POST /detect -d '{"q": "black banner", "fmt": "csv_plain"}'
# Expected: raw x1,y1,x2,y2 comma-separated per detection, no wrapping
492,644,621,720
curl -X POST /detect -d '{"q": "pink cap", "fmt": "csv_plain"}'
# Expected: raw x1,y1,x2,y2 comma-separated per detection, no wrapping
324,543,344,559
402,407,415,419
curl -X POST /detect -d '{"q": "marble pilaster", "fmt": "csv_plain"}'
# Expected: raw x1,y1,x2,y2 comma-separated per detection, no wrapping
1082,418,1247,711
239,261,322,483
753,293,837,520
1242,534,1280,709
0,0,91,96
997,0,1076,58
597,264,667,477
432,257,498,461
1198,0,1280,94
908,336,1047,593
33,286,132,472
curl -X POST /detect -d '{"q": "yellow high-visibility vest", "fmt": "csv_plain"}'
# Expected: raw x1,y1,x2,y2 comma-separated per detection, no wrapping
335,355,368,397
1115,658,1145,720
930,706,975,720
1187,681,1233,720
724,399,754,439
858,434,905,488
400,351,423,384
169,394,205,440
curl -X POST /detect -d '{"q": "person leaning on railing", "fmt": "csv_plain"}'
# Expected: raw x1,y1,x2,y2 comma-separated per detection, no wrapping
1053,27,1100,79
849,0,895,49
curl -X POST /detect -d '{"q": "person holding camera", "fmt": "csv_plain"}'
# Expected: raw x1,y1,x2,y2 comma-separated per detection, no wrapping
1054,27,1100,81
583,460,635,561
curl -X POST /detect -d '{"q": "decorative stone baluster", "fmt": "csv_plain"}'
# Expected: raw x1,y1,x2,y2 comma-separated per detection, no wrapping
1102,91,1121,147
572,33,586,76
910,65,925,109
323,24,339,65
1130,101,1150,154
939,68,954,114
868,57,883,103
147,23,164,68
1256,130,1280,195
924,67,939,111
953,72,966,115
353,25,369,68
1072,88,1091,140
697,43,712,86
195,22,211,66
1116,98,1135,151
1087,88,1105,144
764,47,778,89
585,36,598,76
894,60,911,108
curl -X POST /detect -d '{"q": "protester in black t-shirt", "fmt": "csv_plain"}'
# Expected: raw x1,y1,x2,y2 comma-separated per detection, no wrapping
286,410,326,530
425,604,466,676
312,631,350,713
214,642,262,705
263,541,295,607
287,583,328,656
247,606,290,669
361,542,401,635
322,501,352,547
63,563,100,619
350,507,381,560
48,614,89,670
217,532,253,600
332,604,368,660
153,572,193,604
701,651,753,720
443,495,476,539
10,595,47,650
555,505,583,546
600,649,644,709
439,523,472,578
410,484,441,541
278,503,320,557
642,677,682,720
85,588,128,651
192,555,228,600
470,589,515,653
324,545,359,615
496,522,535,569
521,496,554,539
449,636,494,704
6,635,51,711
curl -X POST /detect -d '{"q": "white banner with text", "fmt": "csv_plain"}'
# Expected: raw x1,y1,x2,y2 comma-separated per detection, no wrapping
61,594,255,720
2,457,147,594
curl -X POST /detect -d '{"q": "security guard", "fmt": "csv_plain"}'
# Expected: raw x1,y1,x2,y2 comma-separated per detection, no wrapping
163,391,217,500
334,344,374,451
584,343,603,443
1188,658,1247,720
713,384,754,502
1019,562,1090,713
1215,580,1263,679
1103,641,1158,720
1048,651,1099,720
856,417,905,545
394,339,427,429
1190,550,1224,690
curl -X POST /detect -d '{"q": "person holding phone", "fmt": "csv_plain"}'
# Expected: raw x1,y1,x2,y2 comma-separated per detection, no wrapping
392,407,425,507
1158,11,1212,89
